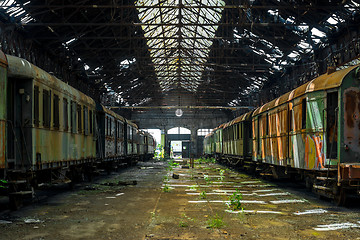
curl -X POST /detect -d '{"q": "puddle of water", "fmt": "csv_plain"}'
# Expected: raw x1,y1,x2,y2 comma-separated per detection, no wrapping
258,192,291,197
253,189,279,192
241,181,262,184
293,209,328,215
213,189,248,193
314,222,360,231
189,200,267,204
211,182,235,184
226,210,283,214
243,184,273,187
270,199,306,204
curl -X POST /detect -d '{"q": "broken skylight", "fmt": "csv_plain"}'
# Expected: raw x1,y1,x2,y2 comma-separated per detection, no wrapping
136,0,225,92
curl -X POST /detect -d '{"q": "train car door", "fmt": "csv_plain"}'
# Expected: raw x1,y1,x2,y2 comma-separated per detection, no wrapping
326,91,338,163
6,78,33,170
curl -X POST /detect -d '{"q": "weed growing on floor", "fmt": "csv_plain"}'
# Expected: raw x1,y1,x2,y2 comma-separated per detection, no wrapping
203,175,212,185
162,175,169,182
197,157,216,164
168,160,179,168
162,184,171,192
218,169,225,181
188,185,198,191
179,220,188,227
207,214,225,229
179,214,195,228
203,175,209,182
199,191,207,199
227,189,243,210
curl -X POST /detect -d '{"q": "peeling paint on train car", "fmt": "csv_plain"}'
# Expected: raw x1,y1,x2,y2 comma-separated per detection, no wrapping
342,87,360,163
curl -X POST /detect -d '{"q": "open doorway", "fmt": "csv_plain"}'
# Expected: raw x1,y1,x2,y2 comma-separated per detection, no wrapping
167,127,191,159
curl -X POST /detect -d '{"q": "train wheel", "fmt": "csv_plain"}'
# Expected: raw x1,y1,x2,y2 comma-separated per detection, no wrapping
305,176,313,191
334,188,347,206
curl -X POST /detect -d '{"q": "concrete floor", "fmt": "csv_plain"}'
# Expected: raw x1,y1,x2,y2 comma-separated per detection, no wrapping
0,159,360,240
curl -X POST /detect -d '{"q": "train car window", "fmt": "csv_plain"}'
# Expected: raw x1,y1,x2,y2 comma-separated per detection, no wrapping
77,104,82,133
104,116,107,136
43,89,51,128
240,124,243,139
63,98,68,131
53,94,60,129
302,98,307,129
235,125,238,140
89,110,93,135
109,117,113,136
107,117,109,136
71,101,76,133
257,117,261,154
266,114,269,136
33,86,39,127
289,109,293,132
84,106,88,135
248,122,252,139
119,122,124,138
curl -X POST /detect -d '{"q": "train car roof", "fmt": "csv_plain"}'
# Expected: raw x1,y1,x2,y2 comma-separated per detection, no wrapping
6,54,95,106
224,111,253,128
126,119,138,129
204,131,214,138
100,105,126,122
0,51,7,67
253,64,360,116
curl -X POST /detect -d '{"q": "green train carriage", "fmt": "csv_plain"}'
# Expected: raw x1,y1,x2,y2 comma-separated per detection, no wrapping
4,54,97,184
222,112,253,166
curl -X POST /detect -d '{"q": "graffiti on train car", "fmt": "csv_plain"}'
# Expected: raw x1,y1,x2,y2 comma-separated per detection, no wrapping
305,134,325,170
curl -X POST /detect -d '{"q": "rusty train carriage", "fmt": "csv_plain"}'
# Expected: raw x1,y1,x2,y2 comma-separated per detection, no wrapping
0,52,155,208
204,64,360,204
6,54,97,175
126,120,138,156
98,105,126,159
222,112,253,165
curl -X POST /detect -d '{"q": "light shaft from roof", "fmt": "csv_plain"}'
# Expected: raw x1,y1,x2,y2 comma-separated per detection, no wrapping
136,0,224,92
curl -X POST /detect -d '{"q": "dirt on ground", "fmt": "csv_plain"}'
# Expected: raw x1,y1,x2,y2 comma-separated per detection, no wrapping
0,159,360,240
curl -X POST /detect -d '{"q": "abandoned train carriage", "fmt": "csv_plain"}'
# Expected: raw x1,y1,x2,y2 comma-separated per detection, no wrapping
126,120,138,157
0,52,155,208
203,131,214,156
96,104,127,161
204,64,360,204
222,112,253,165
4,54,97,183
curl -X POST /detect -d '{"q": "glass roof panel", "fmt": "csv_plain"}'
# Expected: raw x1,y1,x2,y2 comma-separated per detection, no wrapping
136,0,225,92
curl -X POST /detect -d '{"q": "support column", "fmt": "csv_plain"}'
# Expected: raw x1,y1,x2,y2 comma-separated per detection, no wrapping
161,127,170,159
190,127,198,158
